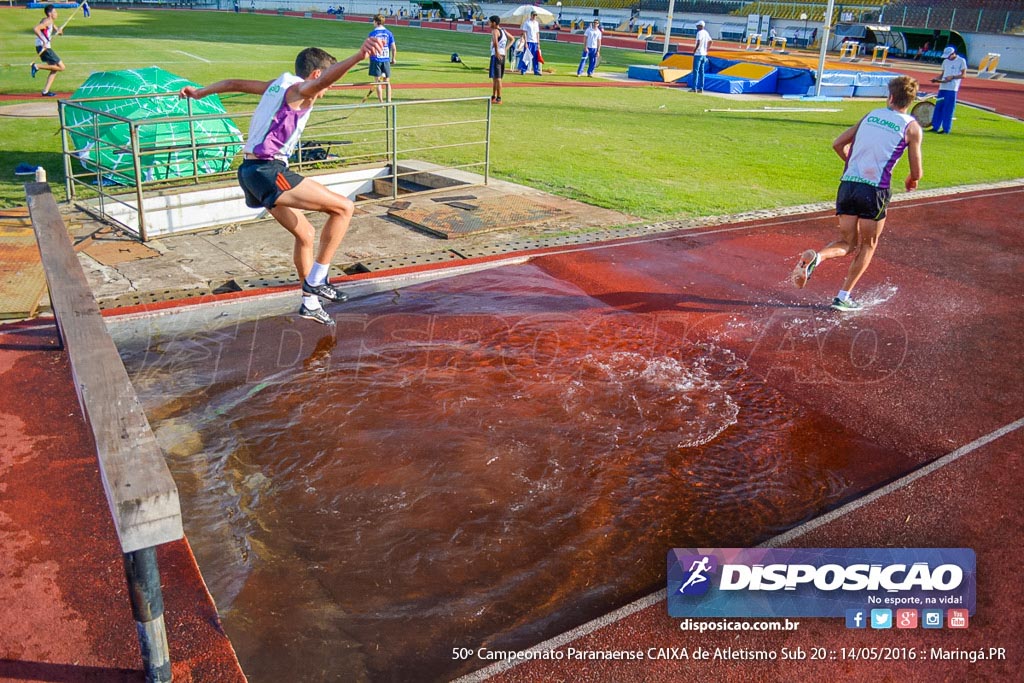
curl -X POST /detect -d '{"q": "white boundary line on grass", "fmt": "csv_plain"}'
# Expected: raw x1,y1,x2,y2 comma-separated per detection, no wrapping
173,50,212,63
454,416,1024,682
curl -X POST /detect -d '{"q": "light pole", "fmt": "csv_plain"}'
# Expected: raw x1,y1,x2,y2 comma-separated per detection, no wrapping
556,1,562,25
813,0,836,98
662,0,675,58
800,12,808,48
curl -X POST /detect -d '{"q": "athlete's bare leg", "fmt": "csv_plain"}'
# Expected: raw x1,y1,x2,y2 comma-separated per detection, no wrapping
817,214,861,263
268,205,316,280
36,60,65,93
839,217,884,293
375,76,390,102
270,178,354,279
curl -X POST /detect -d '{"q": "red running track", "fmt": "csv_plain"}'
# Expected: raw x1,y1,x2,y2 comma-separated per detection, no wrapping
0,321,246,682
461,185,1024,682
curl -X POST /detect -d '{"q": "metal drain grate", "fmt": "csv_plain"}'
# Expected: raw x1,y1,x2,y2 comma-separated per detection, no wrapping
349,250,462,273
98,287,213,310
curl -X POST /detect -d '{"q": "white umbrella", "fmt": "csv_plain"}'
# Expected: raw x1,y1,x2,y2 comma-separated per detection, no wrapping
501,4,556,26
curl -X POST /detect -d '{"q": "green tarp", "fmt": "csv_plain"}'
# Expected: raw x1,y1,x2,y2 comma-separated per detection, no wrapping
66,66,243,185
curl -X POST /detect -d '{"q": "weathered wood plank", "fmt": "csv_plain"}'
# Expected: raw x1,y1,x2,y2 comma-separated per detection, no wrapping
26,182,183,553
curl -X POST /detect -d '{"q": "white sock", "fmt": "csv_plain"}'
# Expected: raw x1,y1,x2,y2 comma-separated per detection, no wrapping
306,261,330,287
837,290,851,301
302,294,321,310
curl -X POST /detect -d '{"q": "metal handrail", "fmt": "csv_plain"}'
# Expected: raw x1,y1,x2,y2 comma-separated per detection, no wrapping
58,91,491,240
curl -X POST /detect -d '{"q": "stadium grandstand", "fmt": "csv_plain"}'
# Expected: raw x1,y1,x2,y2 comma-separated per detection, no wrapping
880,0,1024,35
533,0,1024,35
86,0,1024,36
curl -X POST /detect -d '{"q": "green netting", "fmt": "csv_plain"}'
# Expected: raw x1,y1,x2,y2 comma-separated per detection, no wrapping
66,66,243,185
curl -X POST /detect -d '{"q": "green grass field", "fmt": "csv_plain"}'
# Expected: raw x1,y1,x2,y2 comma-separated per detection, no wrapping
2,8,1022,217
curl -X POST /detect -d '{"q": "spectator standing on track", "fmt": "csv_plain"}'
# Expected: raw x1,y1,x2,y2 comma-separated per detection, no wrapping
30,4,66,97
577,19,602,77
691,20,711,93
179,38,386,326
368,14,396,102
792,76,923,312
930,46,967,134
488,15,509,104
519,10,541,76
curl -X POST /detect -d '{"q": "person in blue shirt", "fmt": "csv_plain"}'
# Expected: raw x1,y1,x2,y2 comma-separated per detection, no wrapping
368,14,396,102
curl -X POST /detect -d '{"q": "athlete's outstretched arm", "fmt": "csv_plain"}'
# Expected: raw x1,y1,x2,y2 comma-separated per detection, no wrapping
295,37,385,98
179,79,271,100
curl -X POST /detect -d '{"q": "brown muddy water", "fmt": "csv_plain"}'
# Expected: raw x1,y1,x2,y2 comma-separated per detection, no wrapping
120,262,902,682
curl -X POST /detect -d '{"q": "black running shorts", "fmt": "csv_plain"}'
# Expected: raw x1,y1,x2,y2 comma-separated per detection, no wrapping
238,159,304,210
489,55,505,79
38,48,61,66
836,180,891,221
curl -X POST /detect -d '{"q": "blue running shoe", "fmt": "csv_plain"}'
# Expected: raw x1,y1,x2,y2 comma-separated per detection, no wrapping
31,63,38,78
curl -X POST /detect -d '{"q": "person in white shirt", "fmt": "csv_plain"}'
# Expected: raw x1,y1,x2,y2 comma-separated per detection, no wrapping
30,4,67,97
692,20,712,93
577,19,602,77
930,46,967,134
179,39,386,326
519,11,541,75
792,75,923,312
488,15,509,104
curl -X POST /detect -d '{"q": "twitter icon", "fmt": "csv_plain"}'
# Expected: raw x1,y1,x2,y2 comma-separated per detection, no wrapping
870,609,892,629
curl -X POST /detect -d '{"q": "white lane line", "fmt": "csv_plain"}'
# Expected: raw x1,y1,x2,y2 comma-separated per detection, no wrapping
765,416,1024,548
454,415,1024,682
173,50,212,63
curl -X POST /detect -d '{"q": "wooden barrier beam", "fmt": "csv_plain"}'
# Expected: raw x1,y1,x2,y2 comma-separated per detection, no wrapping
25,182,183,554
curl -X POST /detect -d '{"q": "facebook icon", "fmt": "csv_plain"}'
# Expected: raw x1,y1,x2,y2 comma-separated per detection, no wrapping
845,609,867,629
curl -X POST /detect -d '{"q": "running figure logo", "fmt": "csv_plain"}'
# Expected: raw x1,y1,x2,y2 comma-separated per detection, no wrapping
677,554,717,596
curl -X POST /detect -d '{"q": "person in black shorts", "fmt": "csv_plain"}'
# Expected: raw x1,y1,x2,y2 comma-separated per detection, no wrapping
488,16,509,105
31,4,66,97
792,75,923,312
367,15,396,102
180,38,386,326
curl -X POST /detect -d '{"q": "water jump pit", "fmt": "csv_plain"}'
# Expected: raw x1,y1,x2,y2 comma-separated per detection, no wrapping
109,186,1024,682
